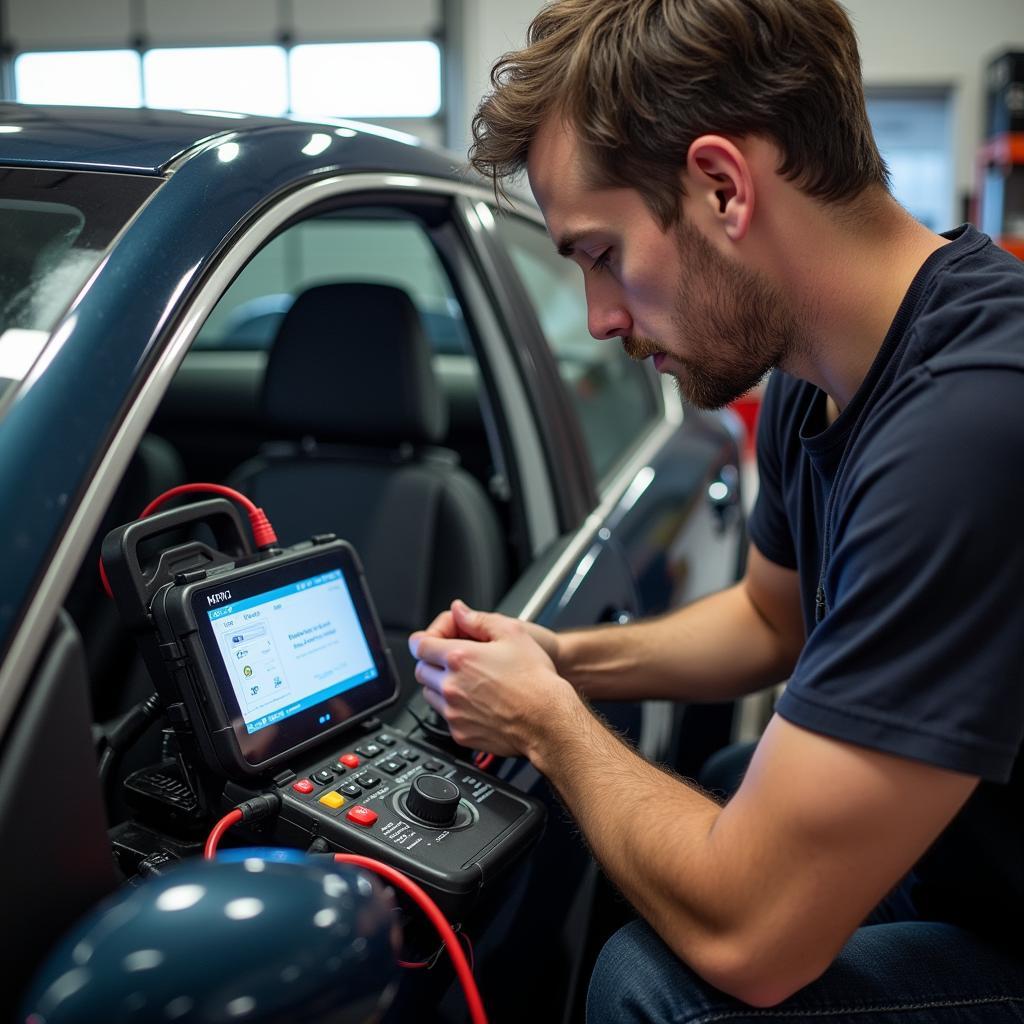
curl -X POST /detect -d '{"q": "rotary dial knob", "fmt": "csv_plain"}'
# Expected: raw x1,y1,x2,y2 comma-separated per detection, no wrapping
406,774,461,826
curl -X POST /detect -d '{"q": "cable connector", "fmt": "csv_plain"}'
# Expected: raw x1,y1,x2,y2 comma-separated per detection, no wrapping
247,506,278,549
235,792,283,822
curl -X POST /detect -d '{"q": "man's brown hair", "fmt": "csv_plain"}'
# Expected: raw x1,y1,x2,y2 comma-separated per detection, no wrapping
470,0,890,225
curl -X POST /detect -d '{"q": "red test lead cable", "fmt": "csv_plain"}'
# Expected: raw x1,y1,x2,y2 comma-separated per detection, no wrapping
204,808,243,860
334,854,488,1024
100,483,278,597
202,811,489,1024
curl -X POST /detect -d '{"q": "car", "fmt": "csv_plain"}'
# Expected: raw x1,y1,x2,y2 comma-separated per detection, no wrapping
0,103,747,1022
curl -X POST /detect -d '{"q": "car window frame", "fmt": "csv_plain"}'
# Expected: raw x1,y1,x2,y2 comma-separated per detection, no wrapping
488,207,666,491
465,201,669,502
0,172,683,746
0,174,563,743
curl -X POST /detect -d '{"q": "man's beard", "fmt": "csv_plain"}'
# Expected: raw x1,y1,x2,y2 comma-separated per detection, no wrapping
622,218,802,410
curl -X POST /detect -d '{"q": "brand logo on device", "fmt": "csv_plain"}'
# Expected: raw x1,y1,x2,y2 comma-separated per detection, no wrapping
207,591,232,607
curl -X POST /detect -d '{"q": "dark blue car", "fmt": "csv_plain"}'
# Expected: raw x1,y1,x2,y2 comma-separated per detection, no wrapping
0,104,746,1022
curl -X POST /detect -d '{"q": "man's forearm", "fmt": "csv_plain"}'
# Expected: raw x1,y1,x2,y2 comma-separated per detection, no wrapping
526,695,767,1000
557,582,798,703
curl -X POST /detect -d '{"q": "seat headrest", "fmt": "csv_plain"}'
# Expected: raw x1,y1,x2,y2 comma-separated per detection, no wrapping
261,282,448,444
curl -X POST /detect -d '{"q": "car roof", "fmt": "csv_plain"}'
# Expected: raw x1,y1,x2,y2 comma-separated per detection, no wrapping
0,103,466,179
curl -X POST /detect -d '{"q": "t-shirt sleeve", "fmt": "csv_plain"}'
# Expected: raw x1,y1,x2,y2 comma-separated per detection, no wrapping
747,371,798,569
777,367,1024,782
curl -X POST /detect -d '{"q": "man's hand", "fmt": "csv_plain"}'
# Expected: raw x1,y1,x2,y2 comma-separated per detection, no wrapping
419,599,563,673
409,600,580,757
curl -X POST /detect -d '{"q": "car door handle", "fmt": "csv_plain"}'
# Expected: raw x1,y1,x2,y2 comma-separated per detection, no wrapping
707,464,740,532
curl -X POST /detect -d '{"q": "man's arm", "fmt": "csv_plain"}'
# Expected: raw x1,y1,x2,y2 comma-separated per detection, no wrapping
409,613,978,1006
531,709,976,1005
558,543,805,701
422,542,805,704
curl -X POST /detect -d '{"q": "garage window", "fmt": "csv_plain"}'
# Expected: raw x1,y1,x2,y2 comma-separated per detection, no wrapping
14,50,143,107
496,214,660,483
143,47,289,117
289,42,442,120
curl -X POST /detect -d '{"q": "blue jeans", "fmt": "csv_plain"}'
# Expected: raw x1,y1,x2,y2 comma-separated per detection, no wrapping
587,740,1024,1022
587,917,1024,1023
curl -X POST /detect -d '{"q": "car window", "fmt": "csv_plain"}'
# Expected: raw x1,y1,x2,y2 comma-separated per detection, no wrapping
0,168,160,405
495,213,660,482
194,214,470,354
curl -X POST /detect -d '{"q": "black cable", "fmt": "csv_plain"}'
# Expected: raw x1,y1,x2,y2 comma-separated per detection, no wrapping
98,693,162,787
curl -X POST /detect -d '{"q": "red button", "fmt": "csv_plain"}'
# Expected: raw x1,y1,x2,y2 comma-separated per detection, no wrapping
292,779,315,794
339,754,360,768
346,805,378,827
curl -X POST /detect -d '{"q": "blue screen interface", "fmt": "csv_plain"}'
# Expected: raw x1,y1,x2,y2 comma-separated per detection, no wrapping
207,569,378,734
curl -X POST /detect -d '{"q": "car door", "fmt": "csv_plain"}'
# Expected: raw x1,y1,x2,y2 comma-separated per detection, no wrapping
429,196,747,1022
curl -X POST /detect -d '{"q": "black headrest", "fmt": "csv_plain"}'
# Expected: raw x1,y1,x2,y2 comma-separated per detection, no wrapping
262,282,448,444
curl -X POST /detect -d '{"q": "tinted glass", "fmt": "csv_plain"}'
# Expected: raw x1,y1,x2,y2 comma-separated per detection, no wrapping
0,168,160,400
497,214,659,481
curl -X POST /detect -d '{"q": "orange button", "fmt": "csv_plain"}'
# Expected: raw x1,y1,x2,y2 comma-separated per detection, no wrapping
346,805,377,827
319,791,345,809
339,754,360,768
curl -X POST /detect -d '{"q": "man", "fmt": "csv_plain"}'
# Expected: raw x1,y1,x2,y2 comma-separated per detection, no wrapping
410,0,1024,1018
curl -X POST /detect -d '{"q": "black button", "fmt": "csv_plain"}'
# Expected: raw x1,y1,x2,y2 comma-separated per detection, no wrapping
313,769,335,785
399,748,420,762
356,773,382,788
423,760,443,772
331,763,347,776
355,743,384,758
380,758,407,775
338,783,362,797
375,734,397,747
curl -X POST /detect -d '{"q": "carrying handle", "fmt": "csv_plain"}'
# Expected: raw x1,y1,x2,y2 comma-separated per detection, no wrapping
100,498,254,631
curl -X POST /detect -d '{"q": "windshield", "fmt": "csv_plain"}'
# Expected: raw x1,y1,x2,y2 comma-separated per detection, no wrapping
0,168,161,400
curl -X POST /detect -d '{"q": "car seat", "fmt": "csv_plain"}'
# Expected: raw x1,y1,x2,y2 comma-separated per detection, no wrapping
227,282,508,703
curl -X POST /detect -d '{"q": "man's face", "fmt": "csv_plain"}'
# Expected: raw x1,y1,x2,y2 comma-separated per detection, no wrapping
526,117,799,409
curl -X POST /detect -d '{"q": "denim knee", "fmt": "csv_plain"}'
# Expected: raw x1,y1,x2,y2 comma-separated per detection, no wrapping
586,919,726,1024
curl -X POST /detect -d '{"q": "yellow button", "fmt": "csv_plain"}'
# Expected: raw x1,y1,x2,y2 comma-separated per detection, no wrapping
318,791,345,809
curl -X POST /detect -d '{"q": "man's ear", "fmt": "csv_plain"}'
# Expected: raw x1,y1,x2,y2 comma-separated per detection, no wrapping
685,135,754,242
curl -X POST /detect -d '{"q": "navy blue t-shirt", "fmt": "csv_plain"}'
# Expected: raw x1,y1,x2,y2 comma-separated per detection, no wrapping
749,224,1024,937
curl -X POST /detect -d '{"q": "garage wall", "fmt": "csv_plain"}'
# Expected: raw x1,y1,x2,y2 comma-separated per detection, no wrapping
850,0,1024,205
451,0,1024,202
2,0,438,46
